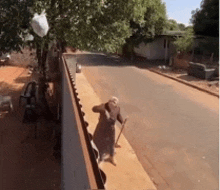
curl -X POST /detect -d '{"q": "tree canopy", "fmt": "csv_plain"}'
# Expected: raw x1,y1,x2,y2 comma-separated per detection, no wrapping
173,27,194,54
177,23,186,31
165,20,186,31
166,19,179,31
0,0,149,54
127,0,167,45
0,0,33,53
191,0,219,37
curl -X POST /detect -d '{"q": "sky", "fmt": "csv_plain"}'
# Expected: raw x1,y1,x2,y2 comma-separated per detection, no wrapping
163,0,202,26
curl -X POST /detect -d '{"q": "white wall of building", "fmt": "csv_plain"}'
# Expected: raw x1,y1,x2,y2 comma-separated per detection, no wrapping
134,37,176,60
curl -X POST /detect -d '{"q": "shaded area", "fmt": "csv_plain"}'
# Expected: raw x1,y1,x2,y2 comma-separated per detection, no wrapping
177,74,202,82
76,52,218,95
0,67,61,190
75,52,165,69
0,81,24,96
76,52,217,78
14,76,33,84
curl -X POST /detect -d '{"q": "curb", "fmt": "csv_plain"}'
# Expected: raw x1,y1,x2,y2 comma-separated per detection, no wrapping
148,69,219,98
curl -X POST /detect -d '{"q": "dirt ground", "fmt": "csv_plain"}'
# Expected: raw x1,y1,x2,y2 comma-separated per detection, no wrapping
152,67,219,96
0,64,61,189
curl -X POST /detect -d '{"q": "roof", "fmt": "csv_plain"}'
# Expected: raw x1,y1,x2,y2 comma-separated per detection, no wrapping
161,30,186,37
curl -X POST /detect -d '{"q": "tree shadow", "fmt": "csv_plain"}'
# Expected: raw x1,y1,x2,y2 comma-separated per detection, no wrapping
0,80,29,121
0,81,22,103
0,62,28,68
14,76,32,84
76,52,214,84
74,52,133,67
76,52,167,70
134,58,167,70
0,69,61,190
0,81,18,94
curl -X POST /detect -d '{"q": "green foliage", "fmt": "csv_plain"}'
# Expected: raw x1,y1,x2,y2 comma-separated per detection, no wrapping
191,0,219,37
143,0,167,37
0,0,149,53
164,20,186,32
128,0,167,46
185,26,193,31
166,19,179,31
0,0,33,53
178,23,186,31
173,28,194,53
197,37,219,56
61,0,135,52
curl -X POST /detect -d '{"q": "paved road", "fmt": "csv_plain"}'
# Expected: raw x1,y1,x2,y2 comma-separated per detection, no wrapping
76,52,219,190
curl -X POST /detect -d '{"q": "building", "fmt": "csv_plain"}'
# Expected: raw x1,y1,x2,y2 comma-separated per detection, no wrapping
133,31,185,61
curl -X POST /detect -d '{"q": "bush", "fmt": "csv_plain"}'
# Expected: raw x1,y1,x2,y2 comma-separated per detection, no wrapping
173,28,194,54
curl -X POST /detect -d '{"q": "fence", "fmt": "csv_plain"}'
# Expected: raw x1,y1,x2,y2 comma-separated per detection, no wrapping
61,53,106,189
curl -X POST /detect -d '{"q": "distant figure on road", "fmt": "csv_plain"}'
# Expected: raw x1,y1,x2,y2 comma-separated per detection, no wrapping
92,97,124,166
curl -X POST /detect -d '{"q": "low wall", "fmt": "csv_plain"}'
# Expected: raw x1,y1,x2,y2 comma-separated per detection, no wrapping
10,48,35,66
172,53,219,70
61,55,106,190
172,54,191,69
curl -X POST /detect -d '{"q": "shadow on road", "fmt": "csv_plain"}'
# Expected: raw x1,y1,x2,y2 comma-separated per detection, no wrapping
76,52,167,70
76,52,219,86
14,76,32,83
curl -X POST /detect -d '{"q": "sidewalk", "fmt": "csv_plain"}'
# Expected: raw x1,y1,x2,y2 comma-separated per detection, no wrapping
147,67,219,98
75,73,157,190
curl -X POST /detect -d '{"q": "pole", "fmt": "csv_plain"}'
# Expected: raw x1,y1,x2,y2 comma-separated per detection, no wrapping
210,53,214,64
115,117,128,147
165,38,168,64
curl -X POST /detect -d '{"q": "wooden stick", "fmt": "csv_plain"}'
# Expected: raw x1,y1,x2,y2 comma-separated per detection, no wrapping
115,117,128,147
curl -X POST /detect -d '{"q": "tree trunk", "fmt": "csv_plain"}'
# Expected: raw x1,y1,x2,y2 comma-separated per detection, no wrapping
36,41,52,120
36,45,42,70
41,43,49,78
